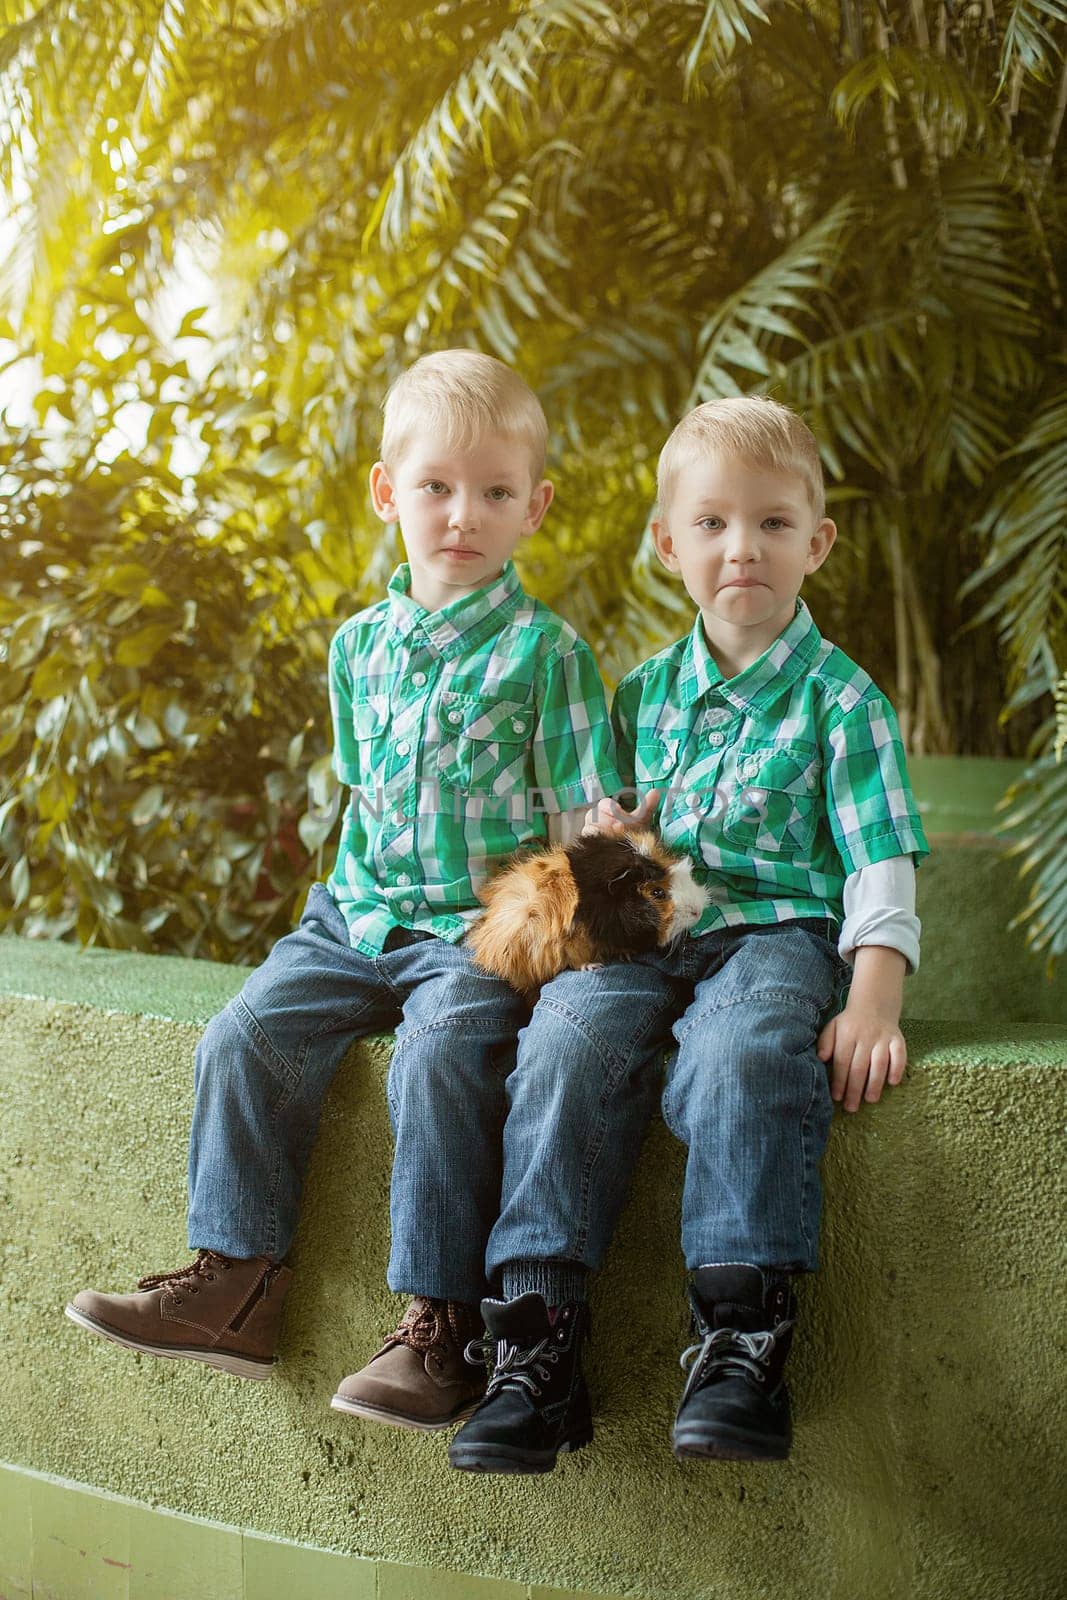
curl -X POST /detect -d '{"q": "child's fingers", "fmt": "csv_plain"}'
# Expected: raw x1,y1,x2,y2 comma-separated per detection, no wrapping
829,1029,855,1102
888,1034,907,1085
629,789,662,824
863,1039,891,1102
816,1017,836,1062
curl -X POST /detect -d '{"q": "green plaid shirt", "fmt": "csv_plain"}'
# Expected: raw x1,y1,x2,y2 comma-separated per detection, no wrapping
612,600,929,936
326,560,622,954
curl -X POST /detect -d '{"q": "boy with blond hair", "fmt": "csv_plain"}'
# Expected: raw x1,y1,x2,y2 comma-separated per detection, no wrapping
448,396,927,1471
67,349,631,1432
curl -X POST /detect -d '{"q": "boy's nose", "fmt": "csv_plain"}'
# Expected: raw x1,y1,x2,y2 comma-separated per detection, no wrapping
725,527,759,561
448,498,480,532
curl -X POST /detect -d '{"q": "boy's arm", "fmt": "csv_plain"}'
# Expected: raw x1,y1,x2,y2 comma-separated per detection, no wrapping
817,943,907,1114
819,697,929,1113
583,674,662,833
532,639,623,825
818,855,918,1113
327,630,359,784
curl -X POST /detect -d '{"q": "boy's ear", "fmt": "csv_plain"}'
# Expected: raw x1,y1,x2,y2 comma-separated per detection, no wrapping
521,478,554,536
651,517,680,572
805,518,837,573
370,462,398,523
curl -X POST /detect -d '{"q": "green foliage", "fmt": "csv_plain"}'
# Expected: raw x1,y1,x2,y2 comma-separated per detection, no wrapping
2,0,1067,962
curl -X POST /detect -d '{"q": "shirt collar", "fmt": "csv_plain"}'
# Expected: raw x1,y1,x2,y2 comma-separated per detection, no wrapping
677,599,823,713
385,560,523,659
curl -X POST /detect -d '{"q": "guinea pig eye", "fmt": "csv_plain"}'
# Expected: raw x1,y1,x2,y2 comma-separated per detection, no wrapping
648,887,666,900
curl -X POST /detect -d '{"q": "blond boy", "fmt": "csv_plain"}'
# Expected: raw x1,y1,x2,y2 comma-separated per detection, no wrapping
67,351,624,1434
450,397,927,1469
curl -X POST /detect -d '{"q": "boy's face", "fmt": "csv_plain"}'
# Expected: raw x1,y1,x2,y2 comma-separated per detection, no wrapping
370,433,553,612
652,454,836,665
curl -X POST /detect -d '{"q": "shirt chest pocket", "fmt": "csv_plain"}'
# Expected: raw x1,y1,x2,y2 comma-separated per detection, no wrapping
348,696,391,773
632,714,689,787
434,696,534,796
720,742,822,859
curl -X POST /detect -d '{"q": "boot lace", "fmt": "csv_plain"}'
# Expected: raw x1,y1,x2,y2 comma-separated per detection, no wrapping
388,1297,446,1354
680,1322,793,1387
137,1249,234,1293
464,1332,559,1398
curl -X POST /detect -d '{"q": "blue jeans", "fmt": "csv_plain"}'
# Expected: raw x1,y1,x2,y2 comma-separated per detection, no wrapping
188,883,528,1301
188,883,687,1303
658,920,848,1272
489,919,849,1283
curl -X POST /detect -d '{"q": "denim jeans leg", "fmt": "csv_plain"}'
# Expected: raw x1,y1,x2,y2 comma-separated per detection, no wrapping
187,883,399,1260
384,938,530,1305
485,955,690,1285
662,924,844,1273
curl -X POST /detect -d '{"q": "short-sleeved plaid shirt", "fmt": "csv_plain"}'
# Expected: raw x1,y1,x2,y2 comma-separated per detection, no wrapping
612,600,929,937
326,560,622,955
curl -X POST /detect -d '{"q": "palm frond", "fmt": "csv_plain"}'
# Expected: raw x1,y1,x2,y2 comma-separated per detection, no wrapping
682,0,774,89
366,0,619,251
686,196,856,404
998,0,1067,90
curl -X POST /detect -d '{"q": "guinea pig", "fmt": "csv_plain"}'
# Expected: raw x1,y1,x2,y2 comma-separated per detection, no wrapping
467,830,709,998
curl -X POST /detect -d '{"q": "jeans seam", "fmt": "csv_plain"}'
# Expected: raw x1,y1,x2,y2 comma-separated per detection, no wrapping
293,993,383,1077
795,1048,820,1268
574,1005,679,1260
229,1000,288,1260
531,995,634,1068
232,996,299,1083
673,987,822,1043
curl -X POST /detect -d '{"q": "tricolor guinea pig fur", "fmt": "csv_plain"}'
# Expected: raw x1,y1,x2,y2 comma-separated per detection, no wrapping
467,830,709,997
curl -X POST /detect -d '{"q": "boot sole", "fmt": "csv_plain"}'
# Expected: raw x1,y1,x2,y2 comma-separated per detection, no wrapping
329,1392,483,1433
448,1429,593,1474
64,1304,275,1381
672,1422,790,1462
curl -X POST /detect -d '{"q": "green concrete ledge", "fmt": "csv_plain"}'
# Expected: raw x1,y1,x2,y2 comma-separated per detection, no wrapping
0,1462,599,1600
2,923,1066,1600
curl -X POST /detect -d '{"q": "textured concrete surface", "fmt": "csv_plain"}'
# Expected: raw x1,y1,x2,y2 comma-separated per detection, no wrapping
903,839,1067,1023
2,926,1065,1600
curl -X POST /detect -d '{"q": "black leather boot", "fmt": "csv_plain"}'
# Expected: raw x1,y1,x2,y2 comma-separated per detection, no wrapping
448,1292,592,1474
672,1264,797,1462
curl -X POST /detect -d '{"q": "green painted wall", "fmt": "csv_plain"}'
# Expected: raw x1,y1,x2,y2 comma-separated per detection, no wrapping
1,924,1065,1599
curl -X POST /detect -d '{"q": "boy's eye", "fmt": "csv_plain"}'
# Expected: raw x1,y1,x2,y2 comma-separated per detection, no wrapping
423,481,449,495
763,517,787,530
698,517,723,531
487,487,513,502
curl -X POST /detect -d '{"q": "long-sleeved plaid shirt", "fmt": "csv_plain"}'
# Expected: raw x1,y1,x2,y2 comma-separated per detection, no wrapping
611,600,929,936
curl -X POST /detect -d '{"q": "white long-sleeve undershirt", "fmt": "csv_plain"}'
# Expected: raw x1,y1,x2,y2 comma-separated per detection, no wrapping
839,855,920,974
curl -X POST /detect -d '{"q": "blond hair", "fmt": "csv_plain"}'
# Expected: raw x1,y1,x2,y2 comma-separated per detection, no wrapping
380,349,548,481
657,397,825,521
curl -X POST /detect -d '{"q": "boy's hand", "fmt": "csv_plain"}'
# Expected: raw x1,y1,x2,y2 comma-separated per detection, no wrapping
816,1005,906,1114
816,943,908,1114
583,789,662,835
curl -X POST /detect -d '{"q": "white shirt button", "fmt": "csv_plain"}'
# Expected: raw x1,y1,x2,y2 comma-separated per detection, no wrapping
400,900,415,914
741,757,760,779
396,873,411,887
412,672,427,687
395,741,410,757
511,718,525,733
448,710,463,724
708,732,725,748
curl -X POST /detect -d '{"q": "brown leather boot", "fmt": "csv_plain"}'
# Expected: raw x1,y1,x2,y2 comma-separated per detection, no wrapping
65,1249,292,1381
331,1297,487,1431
